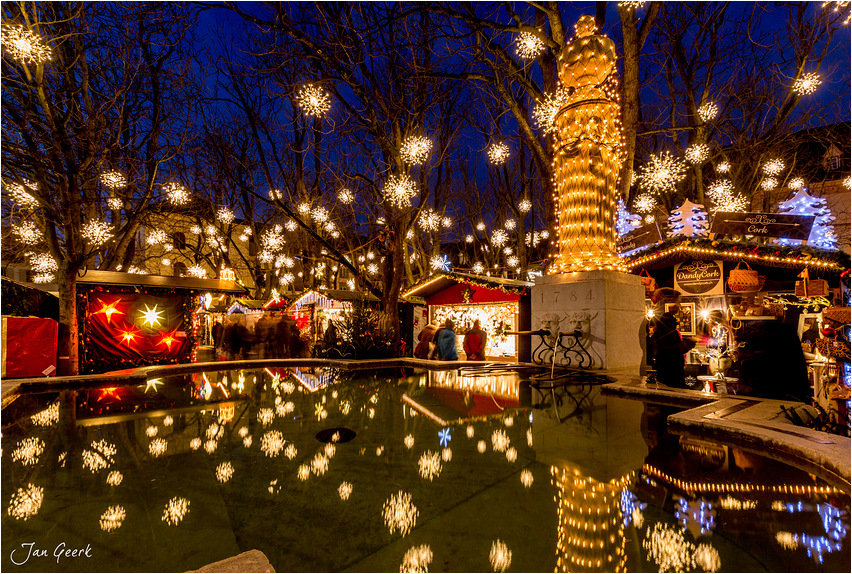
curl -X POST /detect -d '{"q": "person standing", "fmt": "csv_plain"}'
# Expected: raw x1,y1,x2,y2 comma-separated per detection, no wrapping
649,288,695,388
463,319,488,361
414,322,438,359
435,319,459,361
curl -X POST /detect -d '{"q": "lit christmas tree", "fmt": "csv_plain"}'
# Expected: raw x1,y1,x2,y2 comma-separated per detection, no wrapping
616,198,642,236
776,189,837,250
668,199,709,238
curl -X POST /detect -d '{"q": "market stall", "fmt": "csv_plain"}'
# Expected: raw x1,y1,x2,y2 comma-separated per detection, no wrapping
402,272,533,362
284,289,384,355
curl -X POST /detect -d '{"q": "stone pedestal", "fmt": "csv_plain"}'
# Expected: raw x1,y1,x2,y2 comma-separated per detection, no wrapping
531,270,645,370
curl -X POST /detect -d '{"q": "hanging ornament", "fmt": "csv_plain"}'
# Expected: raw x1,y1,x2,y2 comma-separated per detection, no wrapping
792,73,821,95
400,135,432,165
515,31,545,59
488,142,510,164
297,83,331,117
1,23,51,64
639,151,687,193
383,174,417,208
697,102,719,122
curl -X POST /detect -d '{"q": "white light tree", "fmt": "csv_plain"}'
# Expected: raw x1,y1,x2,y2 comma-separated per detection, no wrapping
616,198,642,236
668,199,709,238
776,189,837,250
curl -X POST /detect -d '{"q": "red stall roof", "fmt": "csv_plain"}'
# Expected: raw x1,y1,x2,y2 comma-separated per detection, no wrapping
402,272,532,306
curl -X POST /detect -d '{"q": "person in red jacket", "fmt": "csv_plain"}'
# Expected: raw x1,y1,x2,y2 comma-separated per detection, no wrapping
463,319,488,361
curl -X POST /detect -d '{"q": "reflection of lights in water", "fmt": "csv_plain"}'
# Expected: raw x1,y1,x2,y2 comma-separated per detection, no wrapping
207,423,224,440
526,428,533,447
31,402,59,426
442,448,452,462
776,531,797,549
276,403,287,417
341,401,351,415
489,540,512,572
7,484,44,520
400,544,433,573
162,497,190,526
11,438,45,466
466,426,475,438
149,438,168,457
281,381,295,394
633,508,644,528
370,393,379,404
83,440,117,472
261,431,285,457
339,482,353,500
190,438,201,450
621,489,647,527
216,462,234,483
719,496,756,510
438,428,452,447
243,436,253,448
520,469,534,488
58,451,67,467
404,434,415,449
284,444,297,459
377,446,385,456
268,479,279,494
312,453,329,476
239,426,249,438
258,408,274,426
100,505,126,532
324,443,336,457
332,390,338,399
331,431,341,443
418,451,442,481
675,497,716,536
383,491,419,537
298,465,311,481
477,440,487,453
503,416,514,427
203,440,217,454
506,447,518,463
491,429,510,452
643,523,721,572
146,425,158,437
368,407,376,419
694,544,721,572
106,471,123,486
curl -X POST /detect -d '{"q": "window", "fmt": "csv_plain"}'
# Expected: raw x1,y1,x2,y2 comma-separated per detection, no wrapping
828,156,840,171
173,232,186,250
173,262,187,277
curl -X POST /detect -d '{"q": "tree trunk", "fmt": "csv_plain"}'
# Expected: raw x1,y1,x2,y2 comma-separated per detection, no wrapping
56,260,80,375
618,5,641,204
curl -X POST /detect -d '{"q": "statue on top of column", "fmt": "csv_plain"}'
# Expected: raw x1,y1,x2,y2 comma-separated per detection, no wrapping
550,15,624,274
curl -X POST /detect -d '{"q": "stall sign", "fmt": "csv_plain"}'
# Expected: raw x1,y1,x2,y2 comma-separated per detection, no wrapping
617,222,662,254
675,259,724,295
710,212,814,240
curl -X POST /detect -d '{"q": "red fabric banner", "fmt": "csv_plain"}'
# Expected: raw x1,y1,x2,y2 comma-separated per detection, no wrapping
2,316,58,377
86,292,188,362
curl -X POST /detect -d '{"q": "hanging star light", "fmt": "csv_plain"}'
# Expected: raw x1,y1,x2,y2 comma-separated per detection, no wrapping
157,329,181,352
297,83,331,117
139,304,165,327
217,207,235,224
94,300,124,323
488,141,510,164
101,171,127,189
760,177,779,191
763,158,785,175
684,143,710,164
639,151,687,193
491,228,509,247
697,102,719,122
1,23,51,64
419,208,440,231
117,324,141,346
532,88,568,135
383,174,418,208
339,188,355,204
793,73,821,95
5,180,39,208
82,220,113,246
515,30,545,59
472,261,485,274
519,198,532,213
163,182,190,205
400,135,433,165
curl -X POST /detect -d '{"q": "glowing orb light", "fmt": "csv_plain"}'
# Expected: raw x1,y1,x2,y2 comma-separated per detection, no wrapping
384,174,418,208
793,73,821,95
297,83,331,117
697,101,719,122
1,23,51,64
163,182,190,205
82,220,113,246
488,141,510,164
516,31,545,59
401,135,433,165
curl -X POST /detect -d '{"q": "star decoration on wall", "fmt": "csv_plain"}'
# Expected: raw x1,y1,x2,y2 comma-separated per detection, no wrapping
139,304,165,327
157,329,181,351
438,428,452,447
115,324,140,346
140,379,164,394
98,387,121,402
94,300,125,323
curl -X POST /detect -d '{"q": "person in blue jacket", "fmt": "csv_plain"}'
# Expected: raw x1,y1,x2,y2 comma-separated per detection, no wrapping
435,319,459,361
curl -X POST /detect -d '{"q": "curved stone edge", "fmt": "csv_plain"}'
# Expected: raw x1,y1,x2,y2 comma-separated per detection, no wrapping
187,549,274,573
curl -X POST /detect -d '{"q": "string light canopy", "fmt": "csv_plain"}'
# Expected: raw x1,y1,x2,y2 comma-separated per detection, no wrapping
101,171,127,189
400,135,432,165
639,151,687,193
163,182,190,205
82,220,113,246
515,31,545,59
297,83,331,117
1,22,51,64
697,101,719,122
684,143,710,165
792,73,821,95
338,188,355,204
488,141,510,164
383,173,417,208
5,179,38,208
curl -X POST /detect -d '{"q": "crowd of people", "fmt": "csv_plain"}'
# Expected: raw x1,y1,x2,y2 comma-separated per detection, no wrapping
211,311,308,360
414,318,488,361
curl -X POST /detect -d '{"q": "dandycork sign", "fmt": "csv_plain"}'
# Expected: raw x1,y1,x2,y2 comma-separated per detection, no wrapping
711,212,814,241
675,259,724,295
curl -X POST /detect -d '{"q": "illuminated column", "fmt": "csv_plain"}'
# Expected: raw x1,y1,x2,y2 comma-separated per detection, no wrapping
551,465,633,573
550,15,624,273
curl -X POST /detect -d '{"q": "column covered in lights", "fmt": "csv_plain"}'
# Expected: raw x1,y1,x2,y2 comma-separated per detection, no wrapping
550,15,624,273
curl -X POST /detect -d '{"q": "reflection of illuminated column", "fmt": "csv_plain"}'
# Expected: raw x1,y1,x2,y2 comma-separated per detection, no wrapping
550,15,624,273
551,465,633,572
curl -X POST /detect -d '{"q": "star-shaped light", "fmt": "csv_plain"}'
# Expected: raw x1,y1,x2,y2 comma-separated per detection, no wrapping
270,288,281,303
157,329,181,352
94,300,124,323
98,387,121,402
438,428,452,447
116,324,140,346
140,379,164,394
139,304,165,327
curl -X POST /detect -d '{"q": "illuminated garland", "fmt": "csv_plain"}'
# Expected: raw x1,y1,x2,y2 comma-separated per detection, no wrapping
624,237,849,272
403,273,529,299
78,285,199,374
